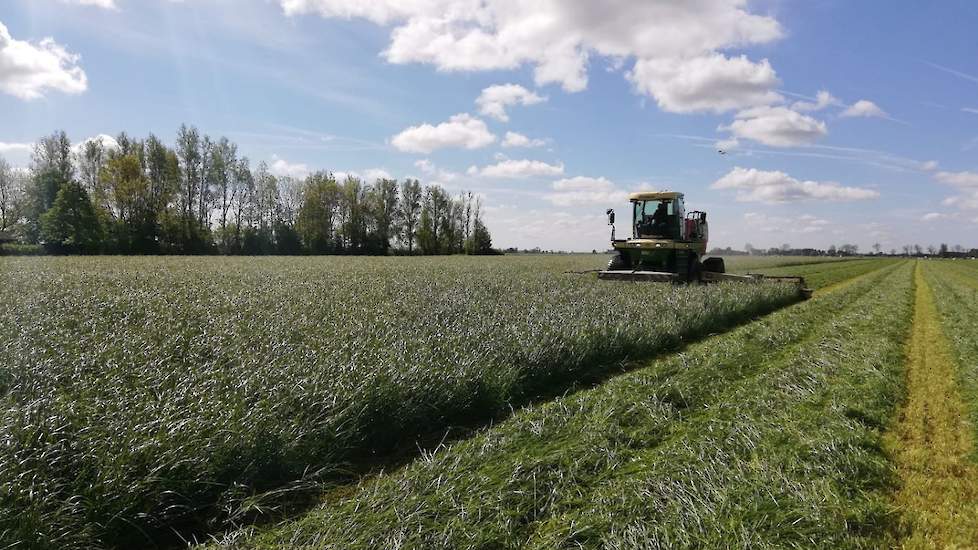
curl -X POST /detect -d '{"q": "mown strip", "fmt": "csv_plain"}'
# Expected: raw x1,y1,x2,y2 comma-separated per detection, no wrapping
884,262,978,548
921,260,978,455
217,261,912,549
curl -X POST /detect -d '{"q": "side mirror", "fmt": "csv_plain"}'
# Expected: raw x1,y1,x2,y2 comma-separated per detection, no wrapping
606,209,615,225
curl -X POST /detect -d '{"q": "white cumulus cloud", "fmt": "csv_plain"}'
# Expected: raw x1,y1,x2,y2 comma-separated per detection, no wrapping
476,84,545,122
70,134,119,155
0,21,88,100
629,53,781,113
0,141,33,154
791,90,840,112
546,176,627,206
362,168,393,181
712,166,879,203
743,212,829,233
280,0,783,94
841,99,887,118
723,106,827,147
269,155,310,178
414,158,459,186
60,0,118,9
391,113,495,153
501,131,546,148
935,170,978,188
332,168,394,182
934,170,978,211
552,176,615,192
476,158,564,178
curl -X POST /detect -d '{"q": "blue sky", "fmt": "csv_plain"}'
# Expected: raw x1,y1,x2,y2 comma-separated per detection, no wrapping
1,0,977,252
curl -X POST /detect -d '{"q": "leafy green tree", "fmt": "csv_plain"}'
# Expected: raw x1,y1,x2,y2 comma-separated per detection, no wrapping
465,200,494,255
297,171,340,253
339,176,368,252
417,205,436,254
369,178,399,253
23,168,69,243
145,134,179,209
158,209,213,254
274,222,303,255
40,181,102,254
18,131,77,242
33,131,74,185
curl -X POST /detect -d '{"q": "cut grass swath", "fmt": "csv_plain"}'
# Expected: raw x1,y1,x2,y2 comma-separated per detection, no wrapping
884,262,978,548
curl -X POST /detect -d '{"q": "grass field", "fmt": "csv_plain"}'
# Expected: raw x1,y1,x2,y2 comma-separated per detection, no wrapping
720,254,858,273
6,255,977,549
0,254,803,549
884,263,978,548
215,258,911,549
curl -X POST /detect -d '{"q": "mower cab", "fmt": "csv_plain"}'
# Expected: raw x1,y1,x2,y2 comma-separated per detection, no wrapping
601,192,710,280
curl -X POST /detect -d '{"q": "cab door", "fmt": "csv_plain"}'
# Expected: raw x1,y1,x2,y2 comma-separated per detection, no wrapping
674,197,686,239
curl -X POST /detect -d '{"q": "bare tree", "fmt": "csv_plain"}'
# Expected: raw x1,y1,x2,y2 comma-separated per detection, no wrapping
208,137,239,243
176,125,201,222
398,179,422,253
76,137,108,204
277,175,304,226
0,158,21,231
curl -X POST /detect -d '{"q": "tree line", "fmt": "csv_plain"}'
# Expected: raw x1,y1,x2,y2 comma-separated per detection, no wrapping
0,127,494,256
709,242,977,258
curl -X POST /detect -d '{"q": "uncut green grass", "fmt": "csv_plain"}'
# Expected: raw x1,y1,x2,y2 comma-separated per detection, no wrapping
0,255,801,549
920,260,978,458
737,258,900,290
720,254,857,274
220,260,913,549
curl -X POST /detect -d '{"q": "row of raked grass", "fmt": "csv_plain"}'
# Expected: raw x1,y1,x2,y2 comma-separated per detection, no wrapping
217,260,913,549
883,262,978,548
920,260,978,459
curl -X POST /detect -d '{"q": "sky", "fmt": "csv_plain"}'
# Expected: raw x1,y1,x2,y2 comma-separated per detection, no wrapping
1,0,977,252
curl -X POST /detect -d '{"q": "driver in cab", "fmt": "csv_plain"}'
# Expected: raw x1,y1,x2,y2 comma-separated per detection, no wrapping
639,202,670,237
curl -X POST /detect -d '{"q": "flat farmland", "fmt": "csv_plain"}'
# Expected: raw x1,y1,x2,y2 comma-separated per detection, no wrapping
7,255,976,549
218,258,914,549
1,255,803,549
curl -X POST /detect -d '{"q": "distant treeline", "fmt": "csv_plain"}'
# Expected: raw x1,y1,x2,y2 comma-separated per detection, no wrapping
0,127,494,256
710,243,978,258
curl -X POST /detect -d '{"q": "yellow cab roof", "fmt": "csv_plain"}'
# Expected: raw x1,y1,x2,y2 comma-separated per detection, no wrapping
628,191,683,201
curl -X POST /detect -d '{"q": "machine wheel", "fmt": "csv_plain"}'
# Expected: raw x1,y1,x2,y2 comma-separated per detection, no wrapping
607,253,630,271
703,257,725,274
688,257,702,282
